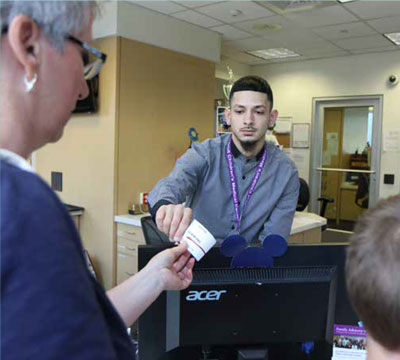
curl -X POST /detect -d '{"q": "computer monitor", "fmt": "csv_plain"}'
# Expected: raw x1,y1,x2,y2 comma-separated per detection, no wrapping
138,244,353,360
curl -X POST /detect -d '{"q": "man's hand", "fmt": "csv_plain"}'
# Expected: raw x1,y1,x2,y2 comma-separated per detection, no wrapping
155,204,192,242
146,242,195,291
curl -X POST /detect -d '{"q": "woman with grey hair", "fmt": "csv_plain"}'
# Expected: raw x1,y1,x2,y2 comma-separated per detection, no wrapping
0,2,194,359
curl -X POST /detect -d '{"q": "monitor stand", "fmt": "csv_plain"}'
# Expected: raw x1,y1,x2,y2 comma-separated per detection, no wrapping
237,347,268,360
201,346,268,360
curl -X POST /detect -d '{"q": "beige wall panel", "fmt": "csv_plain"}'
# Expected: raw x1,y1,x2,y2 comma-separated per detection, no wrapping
35,37,119,289
117,38,215,214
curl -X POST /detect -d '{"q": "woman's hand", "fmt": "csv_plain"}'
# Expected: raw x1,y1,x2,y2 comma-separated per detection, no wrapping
146,242,195,291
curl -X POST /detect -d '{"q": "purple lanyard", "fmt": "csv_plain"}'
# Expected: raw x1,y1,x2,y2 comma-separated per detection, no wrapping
226,136,267,233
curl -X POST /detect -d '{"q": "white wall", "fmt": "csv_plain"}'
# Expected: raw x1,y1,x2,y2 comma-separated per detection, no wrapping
216,56,251,81
93,1,221,63
252,50,400,199
93,1,118,39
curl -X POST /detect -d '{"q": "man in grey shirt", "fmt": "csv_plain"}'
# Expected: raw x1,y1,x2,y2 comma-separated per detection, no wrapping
148,75,299,244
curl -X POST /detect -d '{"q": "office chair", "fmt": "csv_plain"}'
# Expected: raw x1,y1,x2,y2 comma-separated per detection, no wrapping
140,216,170,245
355,173,369,209
296,178,310,212
296,178,334,231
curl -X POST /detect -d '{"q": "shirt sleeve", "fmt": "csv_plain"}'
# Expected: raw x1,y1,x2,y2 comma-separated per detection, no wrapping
258,166,299,243
1,175,122,360
147,144,209,209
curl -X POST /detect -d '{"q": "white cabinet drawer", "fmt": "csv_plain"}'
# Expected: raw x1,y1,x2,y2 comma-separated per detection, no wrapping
117,242,138,257
117,223,145,243
117,252,137,284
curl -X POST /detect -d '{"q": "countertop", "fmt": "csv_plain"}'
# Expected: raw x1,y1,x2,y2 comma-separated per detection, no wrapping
64,203,84,216
114,213,149,227
114,211,327,235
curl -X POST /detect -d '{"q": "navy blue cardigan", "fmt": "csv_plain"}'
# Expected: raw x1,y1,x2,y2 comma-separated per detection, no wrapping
1,161,135,359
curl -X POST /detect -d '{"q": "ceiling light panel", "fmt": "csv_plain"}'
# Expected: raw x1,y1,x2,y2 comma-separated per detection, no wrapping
384,32,400,46
247,48,300,59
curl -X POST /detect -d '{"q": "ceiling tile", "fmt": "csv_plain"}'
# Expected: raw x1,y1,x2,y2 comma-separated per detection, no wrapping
133,1,187,14
349,46,399,55
299,48,349,58
343,1,400,20
287,39,341,54
234,15,298,37
333,34,396,50
211,24,253,41
223,36,280,52
284,4,358,28
175,1,221,8
255,0,337,15
196,1,275,24
171,9,223,27
313,21,377,41
234,15,332,47
367,16,400,34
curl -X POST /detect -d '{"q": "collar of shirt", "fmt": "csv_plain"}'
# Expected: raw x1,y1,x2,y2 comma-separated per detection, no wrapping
0,149,34,173
230,138,266,162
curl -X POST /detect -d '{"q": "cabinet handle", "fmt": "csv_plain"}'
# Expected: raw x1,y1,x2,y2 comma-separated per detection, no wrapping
125,271,134,277
117,230,138,237
118,244,136,251
118,252,134,258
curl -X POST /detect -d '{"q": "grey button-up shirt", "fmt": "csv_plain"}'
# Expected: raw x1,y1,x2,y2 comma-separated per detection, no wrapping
148,134,299,244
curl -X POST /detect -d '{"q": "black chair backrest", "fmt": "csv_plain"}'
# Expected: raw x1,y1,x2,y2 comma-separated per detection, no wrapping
296,178,310,212
140,216,170,245
355,173,369,209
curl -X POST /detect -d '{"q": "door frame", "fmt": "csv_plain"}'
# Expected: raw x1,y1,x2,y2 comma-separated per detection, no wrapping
309,95,383,216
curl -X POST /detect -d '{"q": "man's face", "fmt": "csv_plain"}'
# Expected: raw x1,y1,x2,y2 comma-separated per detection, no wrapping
225,91,277,150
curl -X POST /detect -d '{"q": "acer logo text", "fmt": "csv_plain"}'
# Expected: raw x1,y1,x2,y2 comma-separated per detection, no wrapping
185,290,227,301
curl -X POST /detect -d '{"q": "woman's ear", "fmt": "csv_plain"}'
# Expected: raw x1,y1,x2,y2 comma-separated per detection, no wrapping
7,14,41,80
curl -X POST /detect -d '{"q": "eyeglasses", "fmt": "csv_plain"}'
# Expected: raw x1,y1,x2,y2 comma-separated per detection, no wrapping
1,26,107,80
67,35,107,80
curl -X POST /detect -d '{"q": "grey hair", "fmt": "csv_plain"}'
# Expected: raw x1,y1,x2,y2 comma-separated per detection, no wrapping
0,1,99,52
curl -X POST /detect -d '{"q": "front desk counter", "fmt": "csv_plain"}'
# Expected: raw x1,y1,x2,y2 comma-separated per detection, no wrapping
114,211,327,244
114,211,326,284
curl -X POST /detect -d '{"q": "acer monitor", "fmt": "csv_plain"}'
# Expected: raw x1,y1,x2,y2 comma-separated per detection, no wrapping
138,245,344,360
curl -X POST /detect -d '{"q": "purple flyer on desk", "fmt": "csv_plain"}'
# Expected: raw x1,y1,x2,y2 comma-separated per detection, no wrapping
334,325,367,337
332,324,367,360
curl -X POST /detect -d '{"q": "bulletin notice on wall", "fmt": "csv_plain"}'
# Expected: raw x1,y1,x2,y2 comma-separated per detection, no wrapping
332,324,367,360
383,129,400,152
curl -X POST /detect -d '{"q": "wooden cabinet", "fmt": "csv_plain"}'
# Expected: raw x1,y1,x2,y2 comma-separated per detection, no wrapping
116,222,145,285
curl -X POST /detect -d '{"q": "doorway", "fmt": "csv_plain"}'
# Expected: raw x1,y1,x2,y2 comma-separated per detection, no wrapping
310,96,382,239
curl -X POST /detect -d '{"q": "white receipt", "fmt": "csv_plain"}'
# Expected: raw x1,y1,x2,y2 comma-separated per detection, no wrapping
181,220,216,261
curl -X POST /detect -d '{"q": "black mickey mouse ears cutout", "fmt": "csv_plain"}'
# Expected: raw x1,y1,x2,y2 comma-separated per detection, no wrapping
220,233,288,268
231,247,273,268
220,235,246,257
263,234,287,257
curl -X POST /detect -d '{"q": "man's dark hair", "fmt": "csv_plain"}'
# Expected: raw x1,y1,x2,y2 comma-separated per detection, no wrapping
346,194,400,351
229,75,273,110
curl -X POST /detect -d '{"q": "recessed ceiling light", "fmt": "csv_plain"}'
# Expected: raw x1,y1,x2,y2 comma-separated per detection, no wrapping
384,32,400,46
251,23,283,32
247,48,300,60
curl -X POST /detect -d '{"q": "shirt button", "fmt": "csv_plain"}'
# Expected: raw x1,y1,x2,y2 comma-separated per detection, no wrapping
242,176,246,180
231,225,235,230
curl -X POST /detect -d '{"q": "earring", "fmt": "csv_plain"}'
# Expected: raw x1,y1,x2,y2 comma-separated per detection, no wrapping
24,73,38,93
